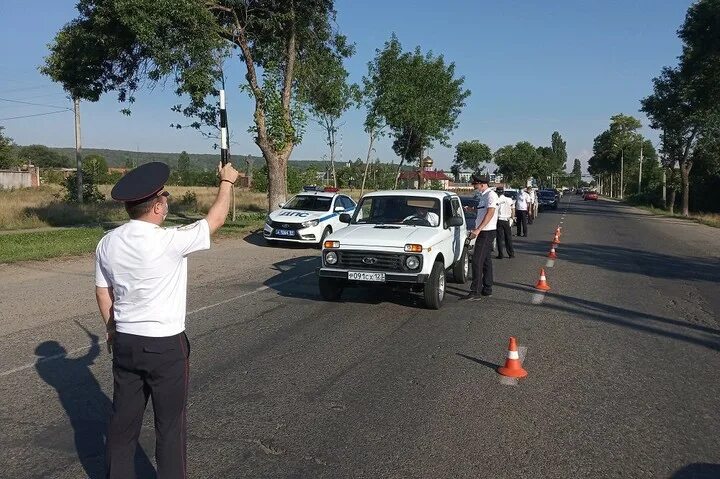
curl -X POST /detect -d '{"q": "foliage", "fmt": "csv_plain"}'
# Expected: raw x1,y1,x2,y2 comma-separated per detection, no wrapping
18,145,71,168
63,171,105,204
571,159,583,185
551,131,568,172
453,140,492,172
368,34,470,179
428,180,444,190
252,164,315,195
174,190,199,213
494,142,539,184
83,154,109,182
0,127,21,169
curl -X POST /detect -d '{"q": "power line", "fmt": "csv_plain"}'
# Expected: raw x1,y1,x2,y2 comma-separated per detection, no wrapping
0,97,72,110
0,110,71,122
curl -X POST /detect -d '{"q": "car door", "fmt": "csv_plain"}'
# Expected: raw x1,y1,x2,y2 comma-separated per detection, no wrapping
336,196,356,230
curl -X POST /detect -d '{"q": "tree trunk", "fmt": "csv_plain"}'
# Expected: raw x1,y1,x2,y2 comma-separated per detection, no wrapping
266,151,289,211
680,162,691,217
360,129,375,196
394,159,404,189
668,188,676,215
329,138,337,188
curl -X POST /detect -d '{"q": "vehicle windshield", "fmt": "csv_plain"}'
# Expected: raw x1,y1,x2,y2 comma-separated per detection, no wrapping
539,191,556,198
352,196,441,227
283,195,332,212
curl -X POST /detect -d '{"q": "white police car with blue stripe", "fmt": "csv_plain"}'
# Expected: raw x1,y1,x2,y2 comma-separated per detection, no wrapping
263,191,356,245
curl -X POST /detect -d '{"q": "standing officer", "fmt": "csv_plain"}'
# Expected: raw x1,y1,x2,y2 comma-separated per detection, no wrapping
515,187,531,237
95,161,239,478
527,187,537,224
495,186,515,259
462,175,498,299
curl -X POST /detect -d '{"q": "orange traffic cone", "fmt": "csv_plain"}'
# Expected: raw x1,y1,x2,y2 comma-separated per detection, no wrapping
555,226,562,236
552,232,561,244
535,268,551,291
548,245,558,259
497,337,528,378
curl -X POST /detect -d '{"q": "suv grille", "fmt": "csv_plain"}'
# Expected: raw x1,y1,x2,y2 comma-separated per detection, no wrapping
269,221,302,230
337,251,409,272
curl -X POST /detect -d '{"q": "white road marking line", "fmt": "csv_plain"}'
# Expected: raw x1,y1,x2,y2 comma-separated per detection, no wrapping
545,259,555,268
531,292,545,304
0,271,316,378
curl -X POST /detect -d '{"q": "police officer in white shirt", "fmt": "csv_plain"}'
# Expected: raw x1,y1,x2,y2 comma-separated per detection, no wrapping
495,186,515,259
527,187,537,224
96,161,239,478
461,175,498,299
515,188,531,237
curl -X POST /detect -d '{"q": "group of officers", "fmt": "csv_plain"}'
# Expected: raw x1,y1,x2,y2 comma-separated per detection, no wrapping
461,174,540,300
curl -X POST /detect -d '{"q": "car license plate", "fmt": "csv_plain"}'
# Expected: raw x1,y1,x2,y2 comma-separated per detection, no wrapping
348,271,386,282
275,229,295,237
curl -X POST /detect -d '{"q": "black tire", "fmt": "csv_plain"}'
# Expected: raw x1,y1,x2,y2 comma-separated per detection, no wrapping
319,277,344,301
452,248,469,284
423,261,446,310
318,227,332,248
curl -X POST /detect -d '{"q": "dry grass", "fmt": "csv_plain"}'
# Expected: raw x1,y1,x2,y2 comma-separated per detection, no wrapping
637,205,720,228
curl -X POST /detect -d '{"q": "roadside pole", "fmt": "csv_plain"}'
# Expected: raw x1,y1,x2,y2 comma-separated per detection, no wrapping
638,144,643,194
73,97,83,204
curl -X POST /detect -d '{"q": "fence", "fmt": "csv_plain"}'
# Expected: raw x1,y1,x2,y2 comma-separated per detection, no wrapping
0,168,40,189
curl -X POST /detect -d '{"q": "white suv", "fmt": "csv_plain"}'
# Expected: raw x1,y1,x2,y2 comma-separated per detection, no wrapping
317,190,470,309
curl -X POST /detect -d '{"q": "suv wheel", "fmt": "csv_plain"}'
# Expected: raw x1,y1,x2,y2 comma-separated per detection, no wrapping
318,227,332,248
452,248,469,284
319,277,344,301
423,261,446,310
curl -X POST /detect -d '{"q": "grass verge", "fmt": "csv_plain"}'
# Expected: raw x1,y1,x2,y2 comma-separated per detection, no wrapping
0,214,266,264
633,204,720,228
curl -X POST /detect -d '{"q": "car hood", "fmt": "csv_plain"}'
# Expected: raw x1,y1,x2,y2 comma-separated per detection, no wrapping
327,224,442,249
268,208,334,224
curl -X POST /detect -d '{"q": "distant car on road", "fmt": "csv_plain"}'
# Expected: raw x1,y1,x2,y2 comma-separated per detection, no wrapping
264,191,356,246
538,190,559,210
584,191,599,201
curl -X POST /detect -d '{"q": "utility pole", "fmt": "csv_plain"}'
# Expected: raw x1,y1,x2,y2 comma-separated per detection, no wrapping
638,143,643,194
620,148,624,200
73,97,83,203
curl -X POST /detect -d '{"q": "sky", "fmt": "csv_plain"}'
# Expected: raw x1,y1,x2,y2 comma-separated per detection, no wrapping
0,0,693,173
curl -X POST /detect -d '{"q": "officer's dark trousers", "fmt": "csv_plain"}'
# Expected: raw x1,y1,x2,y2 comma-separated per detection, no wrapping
496,219,514,257
107,332,189,479
516,210,529,236
470,230,495,294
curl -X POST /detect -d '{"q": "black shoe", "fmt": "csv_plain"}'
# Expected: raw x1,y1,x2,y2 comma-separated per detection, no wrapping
481,290,493,297
508,254,515,258
460,292,482,300
522,234,528,237
496,255,503,259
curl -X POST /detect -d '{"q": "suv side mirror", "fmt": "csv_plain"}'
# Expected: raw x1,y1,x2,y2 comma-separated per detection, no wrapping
447,216,464,228
339,213,352,224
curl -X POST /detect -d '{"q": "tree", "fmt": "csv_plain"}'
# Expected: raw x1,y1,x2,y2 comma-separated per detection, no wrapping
551,131,568,172
175,151,192,185
571,158,582,186
42,0,353,211
369,35,470,188
18,145,71,168
453,140,492,173
494,142,538,185
0,127,20,169
303,48,358,188
83,154,109,183
359,56,387,194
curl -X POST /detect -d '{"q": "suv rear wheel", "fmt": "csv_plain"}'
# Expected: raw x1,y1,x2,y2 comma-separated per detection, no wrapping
452,248,469,284
423,261,446,310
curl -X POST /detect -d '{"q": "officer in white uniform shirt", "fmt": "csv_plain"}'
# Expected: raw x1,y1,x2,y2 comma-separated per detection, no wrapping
95,161,239,478
515,188,531,237
461,175,498,299
495,186,515,259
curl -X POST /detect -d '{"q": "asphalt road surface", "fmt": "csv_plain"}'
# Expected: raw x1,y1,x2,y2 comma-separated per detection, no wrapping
1,195,719,479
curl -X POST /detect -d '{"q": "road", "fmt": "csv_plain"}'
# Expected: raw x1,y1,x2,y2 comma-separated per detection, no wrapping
1,195,719,479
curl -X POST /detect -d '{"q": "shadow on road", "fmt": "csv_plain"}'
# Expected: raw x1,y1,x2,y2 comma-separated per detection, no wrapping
35,332,155,479
496,282,720,352
671,463,720,478
456,353,500,371
243,231,321,249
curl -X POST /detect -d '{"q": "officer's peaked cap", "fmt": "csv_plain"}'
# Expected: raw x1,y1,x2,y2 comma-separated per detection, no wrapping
111,162,170,203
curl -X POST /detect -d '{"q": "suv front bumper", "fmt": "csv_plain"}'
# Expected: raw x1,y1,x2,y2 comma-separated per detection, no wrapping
318,268,429,284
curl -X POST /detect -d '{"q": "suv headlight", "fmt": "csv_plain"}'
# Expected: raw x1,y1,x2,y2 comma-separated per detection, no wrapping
301,219,319,228
406,255,420,270
325,251,338,265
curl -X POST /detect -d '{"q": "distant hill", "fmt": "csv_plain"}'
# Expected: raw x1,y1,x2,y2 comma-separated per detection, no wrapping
46,147,408,171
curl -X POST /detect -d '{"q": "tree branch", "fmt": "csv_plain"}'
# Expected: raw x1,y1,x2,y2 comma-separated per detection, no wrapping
281,2,296,119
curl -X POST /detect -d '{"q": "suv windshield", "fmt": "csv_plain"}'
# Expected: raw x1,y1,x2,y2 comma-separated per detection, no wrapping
353,196,441,227
283,195,332,212
539,191,556,198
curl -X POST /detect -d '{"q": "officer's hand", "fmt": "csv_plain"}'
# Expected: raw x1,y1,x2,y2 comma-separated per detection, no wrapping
218,162,240,184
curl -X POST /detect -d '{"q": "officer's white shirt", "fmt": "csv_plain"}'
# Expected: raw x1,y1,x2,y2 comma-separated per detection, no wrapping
95,219,211,337
497,194,514,220
516,191,531,211
475,189,499,231
529,190,537,204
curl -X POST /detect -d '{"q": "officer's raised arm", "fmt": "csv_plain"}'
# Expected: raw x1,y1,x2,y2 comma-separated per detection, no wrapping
206,162,240,234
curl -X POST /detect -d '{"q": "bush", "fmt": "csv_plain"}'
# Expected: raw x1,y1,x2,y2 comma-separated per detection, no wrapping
626,189,664,208
173,191,199,213
63,172,105,204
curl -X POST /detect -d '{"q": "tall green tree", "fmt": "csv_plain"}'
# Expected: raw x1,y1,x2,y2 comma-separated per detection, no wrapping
359,53,388,194
42,0,353,211
0,127,20,169
494,142,538,185
453,140,492,173
369,35,470,187
551,131,568,172
571,158,582,186
83,154,109,183
303,49,358,188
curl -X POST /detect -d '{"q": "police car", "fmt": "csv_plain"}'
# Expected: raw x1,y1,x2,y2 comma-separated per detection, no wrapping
263,190,357,245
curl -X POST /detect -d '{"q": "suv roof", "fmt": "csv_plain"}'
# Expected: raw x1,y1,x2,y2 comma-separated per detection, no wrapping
295,191,339,198
363,189,457,199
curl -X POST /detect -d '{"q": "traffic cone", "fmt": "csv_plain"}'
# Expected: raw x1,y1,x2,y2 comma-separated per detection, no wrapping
497,337,528,378
552,232,561,244
535,268,551,291
548,245,558,259
555,226,562,237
